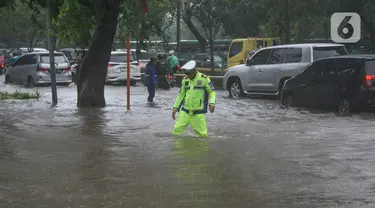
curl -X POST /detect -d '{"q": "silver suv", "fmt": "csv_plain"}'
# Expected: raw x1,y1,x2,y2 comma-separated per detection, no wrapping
223,43,349,98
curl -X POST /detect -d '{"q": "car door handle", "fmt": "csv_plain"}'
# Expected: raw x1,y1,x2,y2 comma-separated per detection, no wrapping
258,69,263,72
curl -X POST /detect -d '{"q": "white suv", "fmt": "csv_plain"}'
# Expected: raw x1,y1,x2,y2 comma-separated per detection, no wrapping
106,51,141,85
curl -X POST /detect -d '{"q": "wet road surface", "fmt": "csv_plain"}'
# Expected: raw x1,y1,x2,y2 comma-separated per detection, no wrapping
1,77,375,207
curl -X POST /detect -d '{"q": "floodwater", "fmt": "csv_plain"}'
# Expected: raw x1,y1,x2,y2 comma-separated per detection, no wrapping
1,77,375,207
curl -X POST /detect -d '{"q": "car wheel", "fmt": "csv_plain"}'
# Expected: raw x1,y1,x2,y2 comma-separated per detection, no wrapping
229,78,244,99
5,75,11,84
27,76,34,87
337,98,351,116
282,93,293,107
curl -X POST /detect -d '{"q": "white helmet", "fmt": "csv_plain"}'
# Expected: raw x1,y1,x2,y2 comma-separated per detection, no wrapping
181,60,196,73
168,50,175,55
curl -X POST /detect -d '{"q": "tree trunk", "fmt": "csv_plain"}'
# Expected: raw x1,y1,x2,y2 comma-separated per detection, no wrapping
182,15,207,52
76,0,121,108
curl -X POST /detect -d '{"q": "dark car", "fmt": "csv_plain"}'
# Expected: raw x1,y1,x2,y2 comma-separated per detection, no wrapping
280,55,375,115
193,53,224,68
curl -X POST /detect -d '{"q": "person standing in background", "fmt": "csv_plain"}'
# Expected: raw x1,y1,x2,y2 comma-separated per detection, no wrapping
146,57,158,107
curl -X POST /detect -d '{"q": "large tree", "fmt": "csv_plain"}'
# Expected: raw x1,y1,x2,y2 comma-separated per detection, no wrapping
0,1,46,50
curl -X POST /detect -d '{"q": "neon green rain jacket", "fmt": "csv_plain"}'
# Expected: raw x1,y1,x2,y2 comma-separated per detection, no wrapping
173,72,216,114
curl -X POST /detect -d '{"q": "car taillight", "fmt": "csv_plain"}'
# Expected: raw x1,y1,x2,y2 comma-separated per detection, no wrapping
167,74,172,79
64,67,71,71
364,74,375,88
177,65,181,69
108,64,112,67
39,68,48,72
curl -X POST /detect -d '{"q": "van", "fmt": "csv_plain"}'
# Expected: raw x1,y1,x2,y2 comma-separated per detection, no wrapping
281,55,375,115
227,37,281,68
5,52,72,86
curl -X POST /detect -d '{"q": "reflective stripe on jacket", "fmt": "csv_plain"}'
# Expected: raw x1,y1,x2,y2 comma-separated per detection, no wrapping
173,72,216,114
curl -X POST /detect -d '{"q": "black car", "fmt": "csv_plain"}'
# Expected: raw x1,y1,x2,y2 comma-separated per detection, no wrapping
281,55,375,115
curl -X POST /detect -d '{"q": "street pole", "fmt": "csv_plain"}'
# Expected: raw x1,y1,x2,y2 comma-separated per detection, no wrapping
126,35,131,111
46,0,57,106
176,0,181,54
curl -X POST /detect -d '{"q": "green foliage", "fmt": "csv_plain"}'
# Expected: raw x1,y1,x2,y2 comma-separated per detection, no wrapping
114,0,177,49
0,89,40,100
55,1,96,48
188,0,230,40
0,1,46,49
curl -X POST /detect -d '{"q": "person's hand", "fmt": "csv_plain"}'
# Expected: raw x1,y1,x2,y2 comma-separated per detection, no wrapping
172,109,177,120
209,104,215,113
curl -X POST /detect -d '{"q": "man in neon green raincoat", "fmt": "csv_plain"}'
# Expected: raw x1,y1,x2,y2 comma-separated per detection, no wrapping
171,60,216,137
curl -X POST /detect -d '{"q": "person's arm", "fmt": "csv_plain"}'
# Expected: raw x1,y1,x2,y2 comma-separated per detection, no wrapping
173,80,186,111
151,67,156,85
204,76,216,106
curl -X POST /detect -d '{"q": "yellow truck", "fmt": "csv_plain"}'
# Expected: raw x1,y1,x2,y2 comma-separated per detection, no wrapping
227,37,281,68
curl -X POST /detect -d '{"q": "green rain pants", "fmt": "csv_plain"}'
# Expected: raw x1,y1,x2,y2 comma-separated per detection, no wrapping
172,110,208,137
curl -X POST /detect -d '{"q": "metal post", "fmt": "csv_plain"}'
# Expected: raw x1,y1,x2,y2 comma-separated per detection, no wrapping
176,0,181,54
126,35,131,111
46,0,57,106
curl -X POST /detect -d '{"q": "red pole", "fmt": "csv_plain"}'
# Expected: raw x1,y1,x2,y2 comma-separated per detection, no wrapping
127,35,131,111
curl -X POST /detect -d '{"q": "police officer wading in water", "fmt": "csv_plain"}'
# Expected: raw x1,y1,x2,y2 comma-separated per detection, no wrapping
171,60,216,137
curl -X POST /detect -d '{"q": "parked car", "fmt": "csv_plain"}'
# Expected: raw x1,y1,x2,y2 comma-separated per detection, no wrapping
5,52,72,86
223,43,349,98
19,47,48,53
281,55,375,115
193,53,225,69
116,49,149,74
106,51,141,85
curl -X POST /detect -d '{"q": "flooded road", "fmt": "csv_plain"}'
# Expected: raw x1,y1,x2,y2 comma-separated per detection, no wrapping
1,77,375,207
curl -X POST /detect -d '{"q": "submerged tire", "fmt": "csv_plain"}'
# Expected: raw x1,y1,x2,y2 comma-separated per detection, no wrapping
281,93,293,107
337,98,351,116
229,78,244,98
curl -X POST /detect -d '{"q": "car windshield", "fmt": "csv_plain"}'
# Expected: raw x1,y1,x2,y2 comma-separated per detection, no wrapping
61,51,73,60
313,46,348,60
298,63,313,75
110,54,135,62
40,55,68,63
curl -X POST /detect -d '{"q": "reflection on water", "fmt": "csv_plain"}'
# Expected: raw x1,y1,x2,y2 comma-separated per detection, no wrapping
171,137,221,206
2,84,375,207
77,109,113,193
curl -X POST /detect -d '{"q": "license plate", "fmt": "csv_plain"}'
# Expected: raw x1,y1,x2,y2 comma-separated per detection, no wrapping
56,69,63,74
